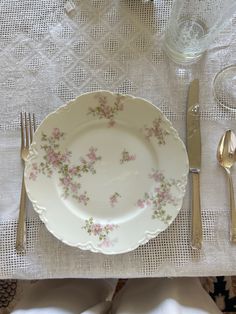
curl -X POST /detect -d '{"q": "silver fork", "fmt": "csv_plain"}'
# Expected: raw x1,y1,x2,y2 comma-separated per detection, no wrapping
16,112,36,253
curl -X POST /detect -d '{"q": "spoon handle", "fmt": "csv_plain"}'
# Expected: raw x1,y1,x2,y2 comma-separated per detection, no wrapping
226,171,236,243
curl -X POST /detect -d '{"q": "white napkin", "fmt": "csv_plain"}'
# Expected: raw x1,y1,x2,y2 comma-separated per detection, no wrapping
111,278,222,314
12,279,112,314
81,301,112,314
11,278,222,314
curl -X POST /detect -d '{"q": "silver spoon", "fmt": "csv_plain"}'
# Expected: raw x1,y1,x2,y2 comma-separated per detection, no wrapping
217,130,236,243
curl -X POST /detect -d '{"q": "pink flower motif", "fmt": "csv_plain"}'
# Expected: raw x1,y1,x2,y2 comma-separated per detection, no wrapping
29,163,39,180
79,157,86,165
99,239,112,248
86,147,98,161
82,217,118,248
29,171,37,181
94,94,107,104
61,176,71,187
106,224,115,231
46,149,60,167
70,183,78,193
32,163,38,170
88,93,124,127
135,169,179,223
32,128,102,205
143,118,169,145
68,166,78,175
46,149,71,168
52,128,62,140
120,149,136,164
61,151,70,163
78,192,89,205
149,170,164,182
137,199,145,208
91,224,103,235
110,192,121,208
100,104,111,118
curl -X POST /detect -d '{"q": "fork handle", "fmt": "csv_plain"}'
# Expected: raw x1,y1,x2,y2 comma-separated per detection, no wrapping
16,175,27,252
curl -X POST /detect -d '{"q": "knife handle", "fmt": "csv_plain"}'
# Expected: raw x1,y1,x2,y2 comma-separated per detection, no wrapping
191,172,202,250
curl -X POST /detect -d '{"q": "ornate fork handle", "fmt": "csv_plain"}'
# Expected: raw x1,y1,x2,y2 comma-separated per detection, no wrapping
16,175,27,252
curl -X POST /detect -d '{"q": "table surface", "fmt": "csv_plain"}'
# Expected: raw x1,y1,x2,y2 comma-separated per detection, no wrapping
1,0,236,279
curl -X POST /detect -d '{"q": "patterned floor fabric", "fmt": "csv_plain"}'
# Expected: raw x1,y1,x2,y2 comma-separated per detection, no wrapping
0,279,18,314
201,276,236,313
1,277,236,313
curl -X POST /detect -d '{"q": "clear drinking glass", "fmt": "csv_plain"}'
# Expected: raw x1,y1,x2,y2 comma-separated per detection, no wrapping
163,0,236,64
213,65,236,110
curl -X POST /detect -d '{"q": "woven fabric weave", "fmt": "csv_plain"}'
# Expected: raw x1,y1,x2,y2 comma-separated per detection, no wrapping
1,0,236,279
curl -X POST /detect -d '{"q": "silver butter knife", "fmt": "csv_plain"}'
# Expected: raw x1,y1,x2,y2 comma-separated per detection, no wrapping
187,79,202,250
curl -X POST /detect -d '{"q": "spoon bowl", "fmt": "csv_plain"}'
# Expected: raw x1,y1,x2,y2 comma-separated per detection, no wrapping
217,130,236,171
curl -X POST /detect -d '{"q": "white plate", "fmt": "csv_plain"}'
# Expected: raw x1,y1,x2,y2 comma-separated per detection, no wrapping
25,91,189,254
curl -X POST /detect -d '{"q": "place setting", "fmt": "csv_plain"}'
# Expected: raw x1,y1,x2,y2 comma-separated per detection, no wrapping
14,0,236,256
2,1,236,312
16,79,236,256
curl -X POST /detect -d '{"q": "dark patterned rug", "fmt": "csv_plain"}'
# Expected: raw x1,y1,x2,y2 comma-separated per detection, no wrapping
0,277,235,313
0,279,17,314
201,276,236,313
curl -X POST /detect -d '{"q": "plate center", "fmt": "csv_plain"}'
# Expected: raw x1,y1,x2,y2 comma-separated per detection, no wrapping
56,120,158,223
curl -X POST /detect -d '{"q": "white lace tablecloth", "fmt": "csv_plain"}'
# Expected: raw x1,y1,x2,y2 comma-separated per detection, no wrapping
1,0,236,279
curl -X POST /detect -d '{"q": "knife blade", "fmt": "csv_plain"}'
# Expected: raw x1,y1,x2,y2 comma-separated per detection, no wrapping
187,79,202,250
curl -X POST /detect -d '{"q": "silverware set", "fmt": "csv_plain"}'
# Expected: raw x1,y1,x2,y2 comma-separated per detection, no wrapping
16,90,236,253
187,79,236,250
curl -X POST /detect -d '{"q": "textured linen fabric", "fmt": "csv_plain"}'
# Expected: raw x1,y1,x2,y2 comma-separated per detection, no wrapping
0,0,236,279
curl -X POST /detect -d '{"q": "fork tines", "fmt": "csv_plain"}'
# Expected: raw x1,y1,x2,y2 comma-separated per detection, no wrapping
20,112,36,147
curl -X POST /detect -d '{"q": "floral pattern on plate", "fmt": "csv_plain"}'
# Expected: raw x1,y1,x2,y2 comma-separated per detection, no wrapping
143,118,169,144
25,91,189,254
110,192,121,207
137,169,180,224
87,93,125,127
28,128,101,205
120,149,136,164
82,217,118,248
